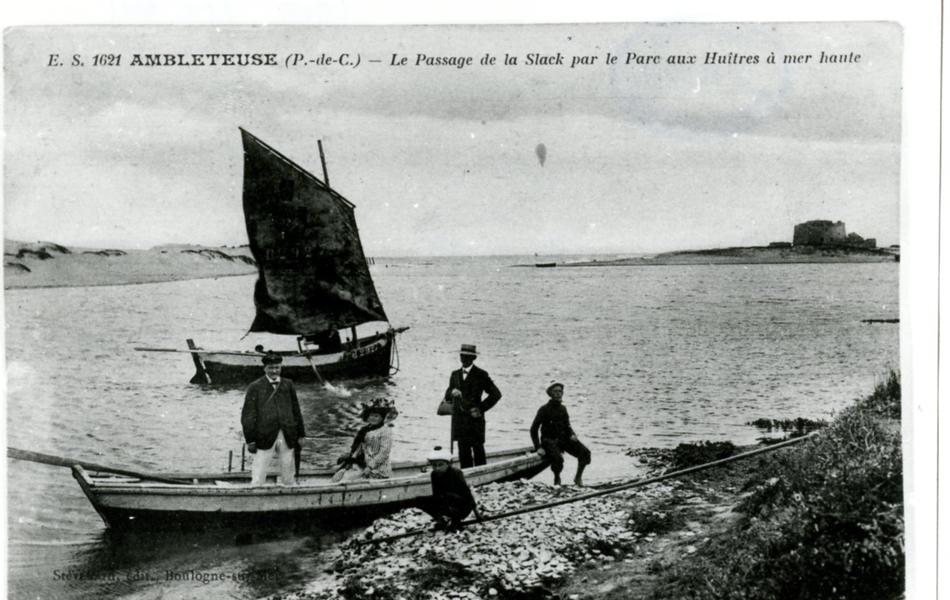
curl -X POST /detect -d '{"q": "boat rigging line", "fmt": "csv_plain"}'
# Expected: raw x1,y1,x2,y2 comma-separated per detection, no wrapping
390,329,402,375
358,433,816,548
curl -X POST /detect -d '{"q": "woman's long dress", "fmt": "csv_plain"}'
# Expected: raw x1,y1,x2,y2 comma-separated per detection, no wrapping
331,425,394,483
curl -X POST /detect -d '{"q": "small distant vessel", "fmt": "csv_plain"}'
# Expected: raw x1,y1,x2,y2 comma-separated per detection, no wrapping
70,447,546,531
534,262,557,268
139,128,407,384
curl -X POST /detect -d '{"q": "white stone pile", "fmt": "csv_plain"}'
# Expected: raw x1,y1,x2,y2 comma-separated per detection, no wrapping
286,478,680,600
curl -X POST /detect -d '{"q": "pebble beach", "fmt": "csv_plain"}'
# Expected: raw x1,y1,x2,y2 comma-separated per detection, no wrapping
277,480,667,600
261,449,732,600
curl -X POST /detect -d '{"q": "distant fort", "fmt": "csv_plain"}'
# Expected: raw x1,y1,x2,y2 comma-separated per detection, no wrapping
523,218,895,267
769,220,877,249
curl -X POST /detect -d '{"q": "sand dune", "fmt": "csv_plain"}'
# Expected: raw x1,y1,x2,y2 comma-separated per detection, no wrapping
3,240,257,289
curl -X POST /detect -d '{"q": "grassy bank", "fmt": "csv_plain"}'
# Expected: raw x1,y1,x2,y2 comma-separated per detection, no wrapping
648,369,902,600
567,369,903,600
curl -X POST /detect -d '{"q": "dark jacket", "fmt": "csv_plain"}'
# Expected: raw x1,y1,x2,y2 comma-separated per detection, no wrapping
530,400,575,449
241,377,306,450
444,365,502,444
430,466,476,514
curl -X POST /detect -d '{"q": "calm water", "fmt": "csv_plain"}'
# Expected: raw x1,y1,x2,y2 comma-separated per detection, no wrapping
5,256,899,599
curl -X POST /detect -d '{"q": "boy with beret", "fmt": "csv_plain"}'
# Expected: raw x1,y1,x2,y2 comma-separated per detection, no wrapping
530,381,591,486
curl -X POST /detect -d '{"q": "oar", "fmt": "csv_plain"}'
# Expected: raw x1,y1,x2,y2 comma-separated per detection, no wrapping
134,347,267,358
7,448,195,485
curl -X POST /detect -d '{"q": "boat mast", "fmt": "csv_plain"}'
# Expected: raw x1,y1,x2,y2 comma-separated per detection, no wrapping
317,138,359,348
318,140,329,187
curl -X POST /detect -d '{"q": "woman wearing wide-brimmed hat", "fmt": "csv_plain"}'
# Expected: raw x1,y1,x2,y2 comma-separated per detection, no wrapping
331,398,398,483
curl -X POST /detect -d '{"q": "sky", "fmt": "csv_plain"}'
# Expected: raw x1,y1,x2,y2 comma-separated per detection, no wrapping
4,20,903,256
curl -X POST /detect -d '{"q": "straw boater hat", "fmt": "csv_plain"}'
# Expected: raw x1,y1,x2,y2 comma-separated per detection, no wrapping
360,397,399,422
427,446,453,463
459,344,479,356
262,352,283,365
546,381,564,396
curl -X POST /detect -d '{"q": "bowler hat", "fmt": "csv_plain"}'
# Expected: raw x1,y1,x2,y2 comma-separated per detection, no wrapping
262,352,283,365
459,344,479,356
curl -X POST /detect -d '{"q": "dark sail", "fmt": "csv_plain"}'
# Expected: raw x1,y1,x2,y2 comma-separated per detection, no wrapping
240,128,388,336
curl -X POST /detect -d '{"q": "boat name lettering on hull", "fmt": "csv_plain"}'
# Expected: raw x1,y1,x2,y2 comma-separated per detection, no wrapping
347,342,382,360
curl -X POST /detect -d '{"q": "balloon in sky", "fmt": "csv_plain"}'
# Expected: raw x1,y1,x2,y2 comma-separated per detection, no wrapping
535,143,546,167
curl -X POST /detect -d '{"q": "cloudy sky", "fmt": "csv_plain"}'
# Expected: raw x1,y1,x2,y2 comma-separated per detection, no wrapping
5,21,902,256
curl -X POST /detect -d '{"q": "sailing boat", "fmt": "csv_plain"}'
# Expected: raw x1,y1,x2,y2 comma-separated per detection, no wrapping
140,128,407,384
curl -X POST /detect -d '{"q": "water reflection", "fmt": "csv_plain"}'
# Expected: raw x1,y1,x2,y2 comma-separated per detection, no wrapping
12,523,363,600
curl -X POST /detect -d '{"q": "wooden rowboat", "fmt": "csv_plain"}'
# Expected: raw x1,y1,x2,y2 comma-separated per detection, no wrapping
71,446,546,531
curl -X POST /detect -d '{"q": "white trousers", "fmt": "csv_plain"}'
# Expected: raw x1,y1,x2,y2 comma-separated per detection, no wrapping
250,430,296,486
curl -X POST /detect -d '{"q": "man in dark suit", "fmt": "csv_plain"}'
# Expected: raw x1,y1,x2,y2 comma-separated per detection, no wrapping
444,344,502,468
241,352,306,486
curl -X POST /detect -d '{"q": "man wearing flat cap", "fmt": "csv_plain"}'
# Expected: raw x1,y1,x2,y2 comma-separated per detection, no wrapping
241,352,306,486
530,381,591,486
443,344,502,468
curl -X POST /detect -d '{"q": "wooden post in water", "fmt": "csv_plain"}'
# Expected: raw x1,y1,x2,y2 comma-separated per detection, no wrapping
241,445,246,471
228,450,233,473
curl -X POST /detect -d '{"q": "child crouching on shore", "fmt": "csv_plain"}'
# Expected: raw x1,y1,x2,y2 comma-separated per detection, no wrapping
422,447,483,531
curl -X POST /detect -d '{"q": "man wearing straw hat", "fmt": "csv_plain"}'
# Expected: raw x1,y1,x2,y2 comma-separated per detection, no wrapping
443,343,502,468
241,352,307,486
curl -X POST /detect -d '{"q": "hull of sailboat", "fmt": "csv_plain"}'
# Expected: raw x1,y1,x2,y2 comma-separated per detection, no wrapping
194,333,394,385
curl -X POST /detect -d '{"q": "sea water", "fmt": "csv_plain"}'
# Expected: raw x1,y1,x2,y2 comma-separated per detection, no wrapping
4,256,899,599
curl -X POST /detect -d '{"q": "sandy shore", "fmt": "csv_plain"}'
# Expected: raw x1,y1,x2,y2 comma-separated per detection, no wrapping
4,240,258,289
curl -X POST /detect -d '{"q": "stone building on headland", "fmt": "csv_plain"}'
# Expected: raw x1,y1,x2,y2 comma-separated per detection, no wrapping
793,220,846,245
792,220,876,249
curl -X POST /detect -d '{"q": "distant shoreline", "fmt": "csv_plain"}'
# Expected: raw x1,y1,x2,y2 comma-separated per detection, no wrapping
4,271,254,291
4,240,899,290
516,245,899,267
